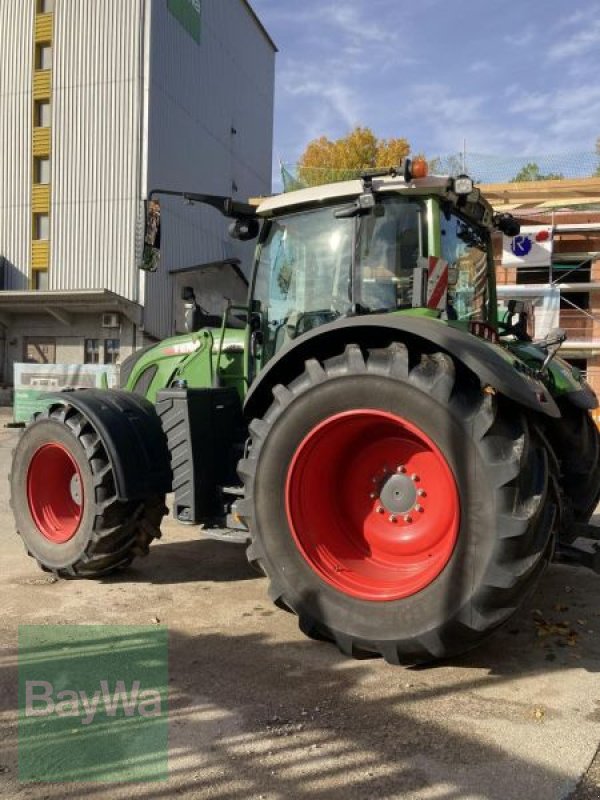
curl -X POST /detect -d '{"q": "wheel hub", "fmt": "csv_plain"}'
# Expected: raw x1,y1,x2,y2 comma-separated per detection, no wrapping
379,473,418,515
70,473,82,505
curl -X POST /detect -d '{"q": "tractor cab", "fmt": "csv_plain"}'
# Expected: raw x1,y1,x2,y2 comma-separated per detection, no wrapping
139,162,520,385
250,164,506,366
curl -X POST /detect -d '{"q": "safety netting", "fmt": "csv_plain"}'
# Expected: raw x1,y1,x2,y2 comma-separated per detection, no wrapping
281,151,600,191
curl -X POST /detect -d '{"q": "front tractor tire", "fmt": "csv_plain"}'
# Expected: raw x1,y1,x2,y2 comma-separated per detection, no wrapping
239,344,558,664
546,403,600,530
10,403,167,577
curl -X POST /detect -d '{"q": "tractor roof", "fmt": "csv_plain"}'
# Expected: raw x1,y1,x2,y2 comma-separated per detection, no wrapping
255,174,453,217
254,173,496,231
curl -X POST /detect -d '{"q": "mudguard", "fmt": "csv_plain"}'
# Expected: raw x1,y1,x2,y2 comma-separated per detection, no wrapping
244,314,561,419
47,389,172,501
508,342,598,411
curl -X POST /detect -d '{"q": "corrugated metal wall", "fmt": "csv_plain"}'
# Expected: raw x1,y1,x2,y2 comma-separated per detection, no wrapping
50,0,145,301
0,0,274,344
0,0,34,290
144,0,275,339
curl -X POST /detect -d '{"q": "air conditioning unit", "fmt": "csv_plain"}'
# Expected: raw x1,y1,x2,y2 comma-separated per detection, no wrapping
102,312,120,329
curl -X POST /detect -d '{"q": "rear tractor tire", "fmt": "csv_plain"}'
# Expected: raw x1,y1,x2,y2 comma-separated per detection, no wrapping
10,403,167,577
239,343,559,664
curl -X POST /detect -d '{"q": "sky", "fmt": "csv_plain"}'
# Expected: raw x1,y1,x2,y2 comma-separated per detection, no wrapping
250,0,600,185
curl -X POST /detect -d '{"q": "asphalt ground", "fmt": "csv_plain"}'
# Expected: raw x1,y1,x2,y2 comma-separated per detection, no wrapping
0,413,599,799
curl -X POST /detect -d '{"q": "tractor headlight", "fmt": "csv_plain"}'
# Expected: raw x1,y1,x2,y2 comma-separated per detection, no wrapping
453,175,474,195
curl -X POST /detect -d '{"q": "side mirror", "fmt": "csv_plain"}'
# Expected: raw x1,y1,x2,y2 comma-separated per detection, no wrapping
495,213,521,238
229,217,260,241
140,199,161,271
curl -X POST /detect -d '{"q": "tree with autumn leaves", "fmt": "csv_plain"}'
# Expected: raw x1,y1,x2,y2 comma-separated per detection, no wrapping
297,127,411,187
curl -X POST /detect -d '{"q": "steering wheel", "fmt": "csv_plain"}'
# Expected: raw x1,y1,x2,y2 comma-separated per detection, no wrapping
285,309,340,339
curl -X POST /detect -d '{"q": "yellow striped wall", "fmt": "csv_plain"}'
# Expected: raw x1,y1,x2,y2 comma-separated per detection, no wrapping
31,1,53,285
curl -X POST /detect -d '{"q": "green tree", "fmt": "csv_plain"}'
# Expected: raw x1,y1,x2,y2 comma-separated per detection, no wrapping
510,162,564,182
297,127,410,187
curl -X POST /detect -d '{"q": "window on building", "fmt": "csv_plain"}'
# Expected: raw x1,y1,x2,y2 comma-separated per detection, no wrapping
84,339,100,364
34,157,50,185
37,0,55,12
24,337,56,364
34,100,51,128
104,339,121,365
36,44,52,71
33,214,50,240
33,270,49,290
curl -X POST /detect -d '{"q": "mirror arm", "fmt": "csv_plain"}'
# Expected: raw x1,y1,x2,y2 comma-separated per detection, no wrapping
148,188,256,220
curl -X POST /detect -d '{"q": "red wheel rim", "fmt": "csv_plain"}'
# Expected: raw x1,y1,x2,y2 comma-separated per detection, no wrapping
26,443,84,543
285,410,460,601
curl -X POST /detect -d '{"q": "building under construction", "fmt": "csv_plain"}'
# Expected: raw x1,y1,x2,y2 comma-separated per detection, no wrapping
484,177,600,419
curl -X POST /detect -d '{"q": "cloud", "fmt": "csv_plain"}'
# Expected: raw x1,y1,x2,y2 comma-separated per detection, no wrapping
504,84,600,151
468,60,492,73
503,28,535,47
547,18,600,61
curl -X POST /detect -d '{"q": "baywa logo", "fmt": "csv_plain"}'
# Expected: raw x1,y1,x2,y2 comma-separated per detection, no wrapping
25,679,163,726
19,625,168,783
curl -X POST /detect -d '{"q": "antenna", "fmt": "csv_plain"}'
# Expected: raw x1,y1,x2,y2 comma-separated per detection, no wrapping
462,139,467,173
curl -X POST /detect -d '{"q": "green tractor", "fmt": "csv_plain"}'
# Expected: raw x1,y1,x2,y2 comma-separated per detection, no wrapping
10,162,600,664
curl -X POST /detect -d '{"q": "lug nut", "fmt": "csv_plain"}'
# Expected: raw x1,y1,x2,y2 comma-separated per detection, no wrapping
417,488,426,497
376,505,384,514
396,465,406,473
404,514,412,523
369,492,377,499
411,474,419,482
389,514,397,523
415,504,423,513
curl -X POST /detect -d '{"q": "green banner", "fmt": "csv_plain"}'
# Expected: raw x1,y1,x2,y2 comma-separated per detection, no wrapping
19,625,168,782
13,363,118,423
167,0,202,44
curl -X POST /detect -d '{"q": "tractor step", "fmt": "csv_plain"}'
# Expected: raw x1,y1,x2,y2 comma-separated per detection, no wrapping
221,485,245,497
199,525,249,545
555,538,600,574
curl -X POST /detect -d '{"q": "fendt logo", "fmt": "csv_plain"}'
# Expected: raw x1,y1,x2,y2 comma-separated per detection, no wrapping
25,679,163,726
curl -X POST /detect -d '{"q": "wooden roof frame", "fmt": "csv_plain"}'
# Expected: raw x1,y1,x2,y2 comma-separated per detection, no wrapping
480,176,600,211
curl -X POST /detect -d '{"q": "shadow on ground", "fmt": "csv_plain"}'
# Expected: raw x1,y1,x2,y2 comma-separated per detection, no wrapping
1,542,599,799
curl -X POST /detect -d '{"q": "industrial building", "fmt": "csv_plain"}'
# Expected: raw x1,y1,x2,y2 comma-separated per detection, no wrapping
485,177,600,409
0,0,275,383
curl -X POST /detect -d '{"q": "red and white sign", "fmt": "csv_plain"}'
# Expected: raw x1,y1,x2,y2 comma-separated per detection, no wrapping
502,225,553,267
424,256,449,310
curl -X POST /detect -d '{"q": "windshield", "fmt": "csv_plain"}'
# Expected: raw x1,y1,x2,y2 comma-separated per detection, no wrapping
356,196,425,311
253,196,427,361
253,206,354,360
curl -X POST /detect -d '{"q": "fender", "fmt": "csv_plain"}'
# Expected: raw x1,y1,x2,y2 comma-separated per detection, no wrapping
47,389,172,500
244,315,561,419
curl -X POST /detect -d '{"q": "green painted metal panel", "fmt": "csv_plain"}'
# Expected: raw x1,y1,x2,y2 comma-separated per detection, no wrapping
167,0,201,44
